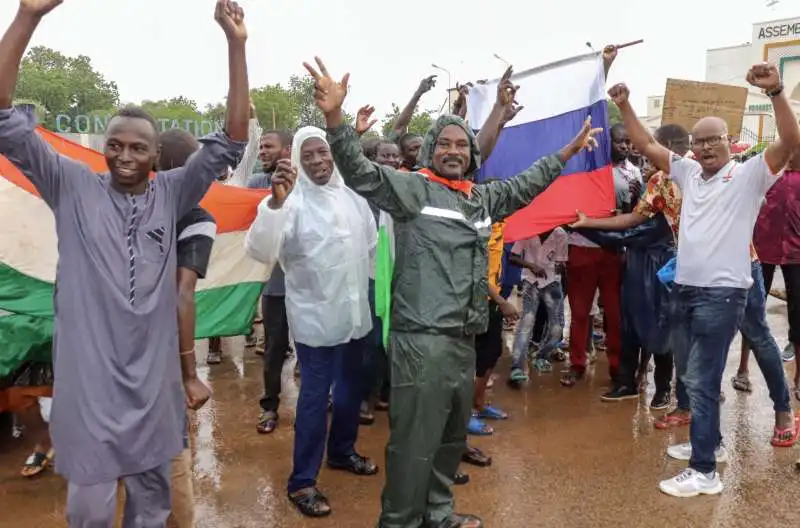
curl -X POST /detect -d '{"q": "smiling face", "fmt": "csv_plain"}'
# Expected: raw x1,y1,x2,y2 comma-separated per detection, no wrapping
105,116,159,193
300,137,335,186
691,117,731,174
431,124,471,180
375,142,402,169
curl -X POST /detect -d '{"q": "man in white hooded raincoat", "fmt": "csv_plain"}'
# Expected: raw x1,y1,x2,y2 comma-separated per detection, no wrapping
244,126,378,518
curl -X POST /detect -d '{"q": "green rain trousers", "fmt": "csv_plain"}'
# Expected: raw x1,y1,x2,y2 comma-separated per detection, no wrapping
382,331,475,527
327,117,565,528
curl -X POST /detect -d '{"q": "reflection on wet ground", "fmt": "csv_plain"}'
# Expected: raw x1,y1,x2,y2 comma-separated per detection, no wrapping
1,292,799,528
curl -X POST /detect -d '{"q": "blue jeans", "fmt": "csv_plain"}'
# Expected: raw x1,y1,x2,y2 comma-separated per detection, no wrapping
511,280,564,370
672,284,747,474
740,261,792,413
289,337,366,493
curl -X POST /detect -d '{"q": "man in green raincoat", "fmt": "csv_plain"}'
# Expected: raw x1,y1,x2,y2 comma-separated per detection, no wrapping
302,57,602,528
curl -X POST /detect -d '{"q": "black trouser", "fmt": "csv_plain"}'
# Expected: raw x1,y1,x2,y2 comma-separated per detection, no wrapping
761,263,800,346
532,300,547,344
259,294,290,413
618,327,673,393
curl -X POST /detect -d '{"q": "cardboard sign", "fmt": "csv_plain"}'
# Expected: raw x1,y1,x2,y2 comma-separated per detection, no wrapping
661,79,748,137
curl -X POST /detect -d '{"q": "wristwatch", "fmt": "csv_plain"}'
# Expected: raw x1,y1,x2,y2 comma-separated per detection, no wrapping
765,85,784,98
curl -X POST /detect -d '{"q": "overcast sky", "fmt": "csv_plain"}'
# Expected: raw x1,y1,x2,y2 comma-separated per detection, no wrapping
1,0,797,121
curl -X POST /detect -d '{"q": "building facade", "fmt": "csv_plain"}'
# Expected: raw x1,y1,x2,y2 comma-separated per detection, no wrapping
642,15,800,142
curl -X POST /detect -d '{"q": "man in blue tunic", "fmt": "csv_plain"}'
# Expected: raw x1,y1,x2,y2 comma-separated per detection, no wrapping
0,0,250,525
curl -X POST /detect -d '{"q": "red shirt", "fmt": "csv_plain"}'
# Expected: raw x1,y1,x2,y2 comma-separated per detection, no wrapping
753,170,800,265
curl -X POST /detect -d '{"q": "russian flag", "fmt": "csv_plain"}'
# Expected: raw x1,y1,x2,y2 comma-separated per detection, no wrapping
467,52,614,243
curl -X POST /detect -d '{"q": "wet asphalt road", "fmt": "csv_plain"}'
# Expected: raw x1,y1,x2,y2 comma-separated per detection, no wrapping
1,286,799,528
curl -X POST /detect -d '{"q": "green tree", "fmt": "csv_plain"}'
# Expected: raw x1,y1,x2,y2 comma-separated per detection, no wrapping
16,46,119,130
606,99,622,125
203,102,226,126
250,84,296,130
381,103,435,137
141,97,205,134
286,74,353,129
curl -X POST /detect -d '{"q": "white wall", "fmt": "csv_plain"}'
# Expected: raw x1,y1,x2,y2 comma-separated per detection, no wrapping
705,45,751,89
645,95,663,119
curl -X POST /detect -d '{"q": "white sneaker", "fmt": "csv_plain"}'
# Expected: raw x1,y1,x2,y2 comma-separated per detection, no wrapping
659,468,723,497
666,442,729,463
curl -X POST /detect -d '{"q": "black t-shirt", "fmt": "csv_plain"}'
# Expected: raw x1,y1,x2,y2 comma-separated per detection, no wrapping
176,206,217,278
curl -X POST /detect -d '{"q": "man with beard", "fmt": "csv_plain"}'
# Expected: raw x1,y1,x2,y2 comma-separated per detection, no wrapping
0,0,250,523
304,56,601,528
250,129,295,435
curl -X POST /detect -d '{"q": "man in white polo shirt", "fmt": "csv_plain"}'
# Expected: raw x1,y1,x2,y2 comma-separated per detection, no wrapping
609,62,800,498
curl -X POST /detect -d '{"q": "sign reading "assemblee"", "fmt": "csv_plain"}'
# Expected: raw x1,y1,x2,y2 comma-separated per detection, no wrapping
757,22,800,40
55,114,222,136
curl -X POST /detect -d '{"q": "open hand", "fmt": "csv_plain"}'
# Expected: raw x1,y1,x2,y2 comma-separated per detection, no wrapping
19,0,63,16
184,377,212,410
355,105,377,136
303,57,350,116
746,62,782,92
215,0,247,42
269,159,298,209
607,83,630,106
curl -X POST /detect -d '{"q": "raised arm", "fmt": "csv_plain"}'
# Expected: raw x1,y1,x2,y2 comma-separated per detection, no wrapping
165,0,250,217
608,83,672,173
303,57,429,220
475,67,524,161
391,76,437,137
480,117,603,221
746,63,800,173
0,1,87,208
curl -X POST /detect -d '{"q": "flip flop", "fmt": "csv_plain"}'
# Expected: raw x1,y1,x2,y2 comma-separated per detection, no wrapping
467,416,494,436
771,415,800,448
476,406,508,421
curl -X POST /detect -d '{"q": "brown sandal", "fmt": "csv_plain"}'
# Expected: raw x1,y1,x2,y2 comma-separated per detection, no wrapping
21,449,54,478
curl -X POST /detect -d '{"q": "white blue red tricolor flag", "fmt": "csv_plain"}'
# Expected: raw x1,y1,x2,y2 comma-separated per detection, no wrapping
467,52,615,243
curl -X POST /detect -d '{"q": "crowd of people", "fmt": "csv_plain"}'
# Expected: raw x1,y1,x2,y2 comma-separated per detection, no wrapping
1,0,800,527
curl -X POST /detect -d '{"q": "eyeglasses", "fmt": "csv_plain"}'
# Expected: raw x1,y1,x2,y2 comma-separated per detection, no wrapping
690,135,726,148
